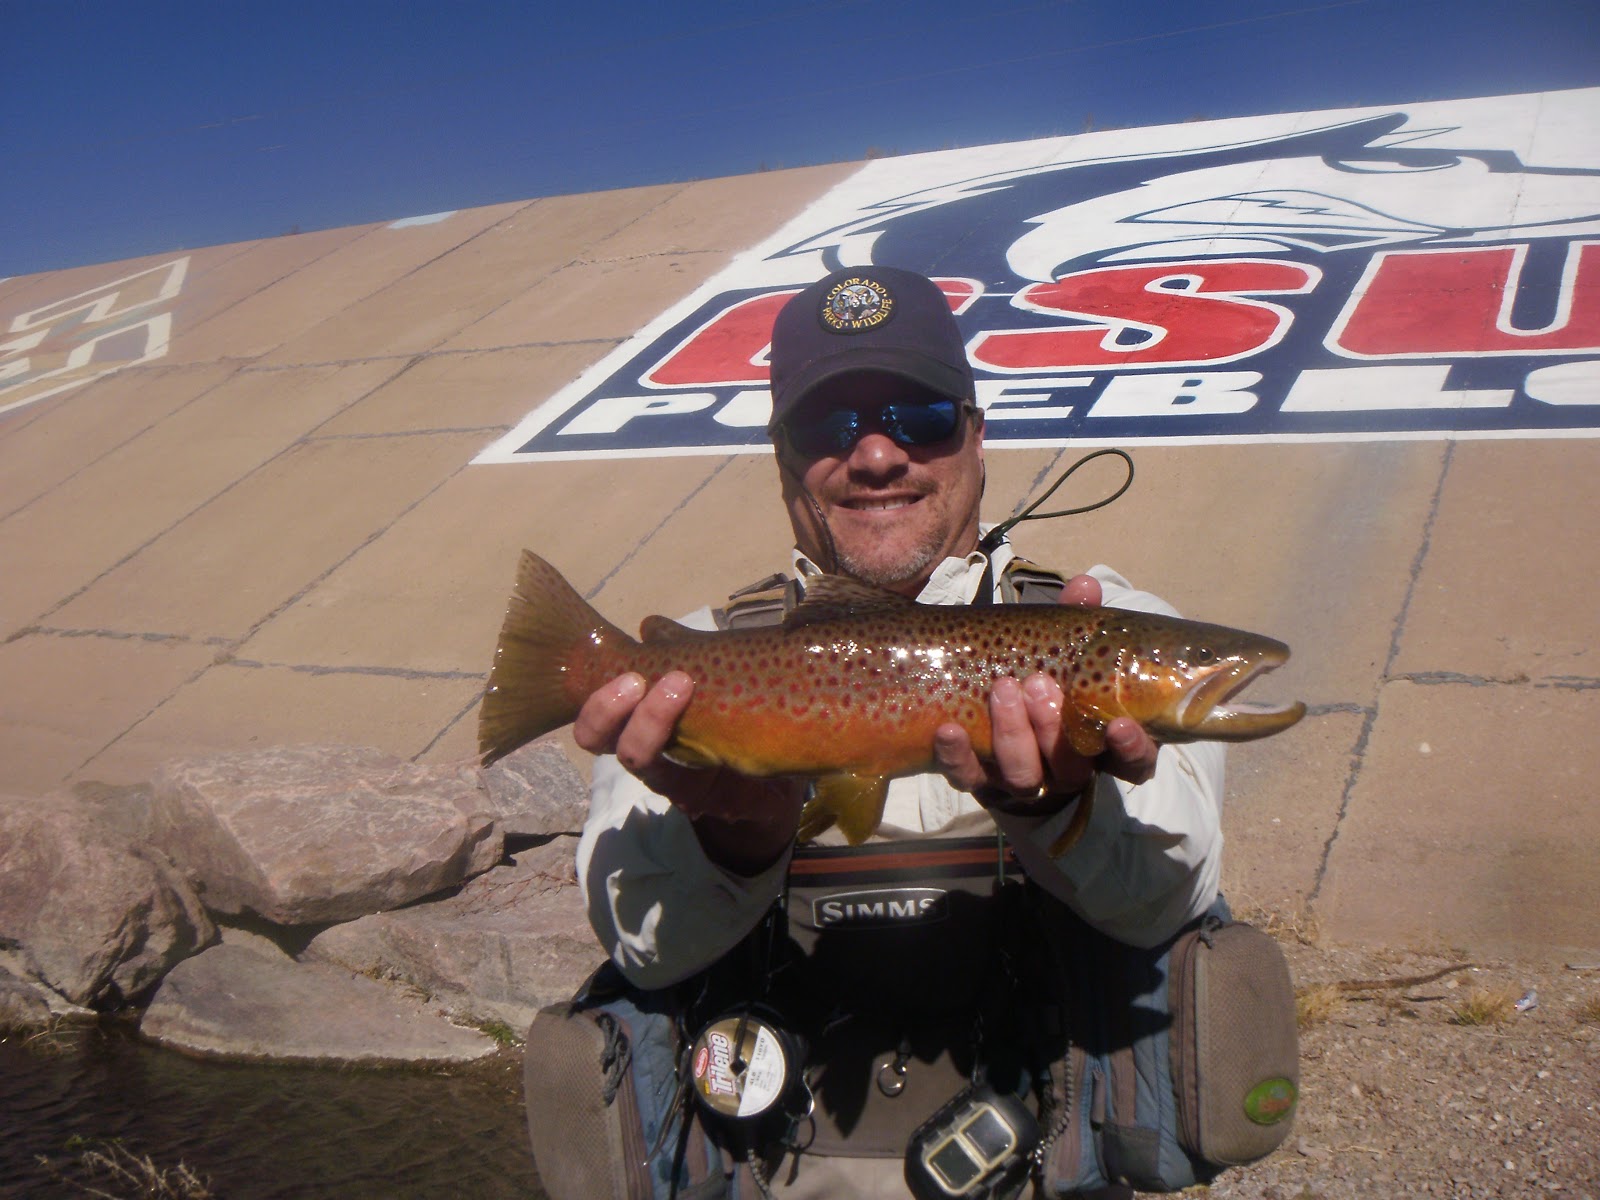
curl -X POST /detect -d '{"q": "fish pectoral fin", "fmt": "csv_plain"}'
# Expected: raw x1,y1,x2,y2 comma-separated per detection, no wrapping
796,802,835,843
1061,707,1109,758
1046,775,1096,858
799,773,890,845
662,736,720,770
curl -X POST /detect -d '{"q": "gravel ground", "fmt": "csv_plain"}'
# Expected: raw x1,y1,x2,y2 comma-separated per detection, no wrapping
1197,922,1600,1200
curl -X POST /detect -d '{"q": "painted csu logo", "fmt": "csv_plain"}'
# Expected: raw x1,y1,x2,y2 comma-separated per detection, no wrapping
475,89,1600,464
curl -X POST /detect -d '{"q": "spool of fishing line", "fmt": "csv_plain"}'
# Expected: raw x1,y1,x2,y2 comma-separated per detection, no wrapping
687,1009,809,1127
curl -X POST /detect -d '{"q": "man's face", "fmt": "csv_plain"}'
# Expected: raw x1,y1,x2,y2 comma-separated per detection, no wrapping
775,371,984,596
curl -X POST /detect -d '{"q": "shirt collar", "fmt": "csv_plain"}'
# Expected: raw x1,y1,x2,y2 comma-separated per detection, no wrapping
791,527,1014,605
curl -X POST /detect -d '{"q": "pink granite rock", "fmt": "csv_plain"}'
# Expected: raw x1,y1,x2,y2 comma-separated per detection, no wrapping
150,746,503,925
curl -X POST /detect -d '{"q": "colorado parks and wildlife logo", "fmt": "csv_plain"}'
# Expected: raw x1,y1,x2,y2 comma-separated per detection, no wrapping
820,276,895,333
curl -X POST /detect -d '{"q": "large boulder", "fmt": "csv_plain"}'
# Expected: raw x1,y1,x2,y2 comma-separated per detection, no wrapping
0,963,54,1030
478,740,590,837
0,795,214,1008
306,836,598,1031
150,746,503,926
140,939,494,1064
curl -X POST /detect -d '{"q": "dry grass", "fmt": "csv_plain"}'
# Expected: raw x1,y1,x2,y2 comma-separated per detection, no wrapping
1449,985,1520,1027
6,1016,92,1058
1233,895,1322,947
1576,992,1600,1025
1295,982,1343,1029
37,1137,213,1199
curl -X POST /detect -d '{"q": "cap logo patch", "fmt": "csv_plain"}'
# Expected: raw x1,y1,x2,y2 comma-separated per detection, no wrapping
819,276,894,334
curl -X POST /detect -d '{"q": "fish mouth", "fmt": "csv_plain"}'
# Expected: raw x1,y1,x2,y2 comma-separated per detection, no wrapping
1172,650,1306,742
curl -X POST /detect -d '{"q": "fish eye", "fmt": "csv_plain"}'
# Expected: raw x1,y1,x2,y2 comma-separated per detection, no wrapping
1191,645,1215,663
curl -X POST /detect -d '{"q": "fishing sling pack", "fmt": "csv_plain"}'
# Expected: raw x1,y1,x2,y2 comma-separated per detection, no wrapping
1025,892,1300,1195
523,962,731,1200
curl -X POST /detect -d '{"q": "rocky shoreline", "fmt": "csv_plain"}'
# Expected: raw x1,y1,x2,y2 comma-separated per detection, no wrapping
0,742,601,1064
7,744,1599,1196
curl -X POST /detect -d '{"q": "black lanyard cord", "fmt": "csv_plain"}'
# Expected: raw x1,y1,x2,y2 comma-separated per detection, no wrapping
978,448,1135,556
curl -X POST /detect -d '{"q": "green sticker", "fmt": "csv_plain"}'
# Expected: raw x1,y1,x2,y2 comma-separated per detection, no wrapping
1243,1077,1297,1125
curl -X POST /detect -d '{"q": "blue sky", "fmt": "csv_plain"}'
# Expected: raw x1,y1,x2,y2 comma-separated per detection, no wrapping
5,0,1597,278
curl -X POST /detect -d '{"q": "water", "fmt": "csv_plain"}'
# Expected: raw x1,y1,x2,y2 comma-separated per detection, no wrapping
1,1024,546,1198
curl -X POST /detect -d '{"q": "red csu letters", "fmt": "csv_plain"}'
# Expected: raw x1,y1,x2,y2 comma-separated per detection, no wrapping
640,245,1599,389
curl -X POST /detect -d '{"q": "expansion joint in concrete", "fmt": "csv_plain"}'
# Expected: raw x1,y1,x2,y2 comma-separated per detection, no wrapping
1383,669,1600,690
219,657,484,682
9,624,232,648
415,690,486,763
233,336,621,375
1308,440,1457,910
584,455,736,601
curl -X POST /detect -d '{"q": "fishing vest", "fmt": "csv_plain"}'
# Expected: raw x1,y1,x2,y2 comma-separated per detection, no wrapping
714,556,1069,630
707,558,1070,1159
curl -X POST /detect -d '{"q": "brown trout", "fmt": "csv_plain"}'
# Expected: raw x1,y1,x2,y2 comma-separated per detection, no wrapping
478,551,1304,843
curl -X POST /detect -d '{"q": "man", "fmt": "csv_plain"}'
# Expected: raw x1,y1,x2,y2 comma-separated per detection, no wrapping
568,266,1224,1196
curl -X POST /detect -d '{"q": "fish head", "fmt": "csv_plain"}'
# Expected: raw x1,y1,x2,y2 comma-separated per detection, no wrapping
1096,615,1306,743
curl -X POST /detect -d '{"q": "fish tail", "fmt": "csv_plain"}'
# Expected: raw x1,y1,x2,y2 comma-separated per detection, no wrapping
478,551,636,765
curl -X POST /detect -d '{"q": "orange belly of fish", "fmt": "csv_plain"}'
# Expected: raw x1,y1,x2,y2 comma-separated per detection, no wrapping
669,679,994,780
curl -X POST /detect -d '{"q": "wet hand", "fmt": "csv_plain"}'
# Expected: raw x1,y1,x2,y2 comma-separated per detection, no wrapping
1058,574,1158,786
935,675,1101,812
574,671,804,873
933,573,1158,810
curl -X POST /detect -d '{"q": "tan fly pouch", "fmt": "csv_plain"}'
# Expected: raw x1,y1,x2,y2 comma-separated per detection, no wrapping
522,967,728,1200
1167,920,1300,1166
524,999,654,1200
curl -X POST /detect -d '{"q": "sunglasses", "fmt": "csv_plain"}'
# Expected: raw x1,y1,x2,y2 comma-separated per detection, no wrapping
780,398,977,459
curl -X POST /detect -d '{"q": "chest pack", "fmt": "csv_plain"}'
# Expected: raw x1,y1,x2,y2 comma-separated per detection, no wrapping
524,870,1297,1199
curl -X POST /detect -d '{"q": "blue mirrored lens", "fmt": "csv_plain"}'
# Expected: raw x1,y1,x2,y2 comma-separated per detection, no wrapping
786,399,963,458
883,400,961,446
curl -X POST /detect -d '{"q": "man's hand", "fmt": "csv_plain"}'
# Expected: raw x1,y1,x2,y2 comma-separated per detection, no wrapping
933,573,1159,813
575,670,805,875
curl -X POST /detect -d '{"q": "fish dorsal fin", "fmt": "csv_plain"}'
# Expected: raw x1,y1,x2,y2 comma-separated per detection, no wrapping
640,614,705,642
783,574,917,629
